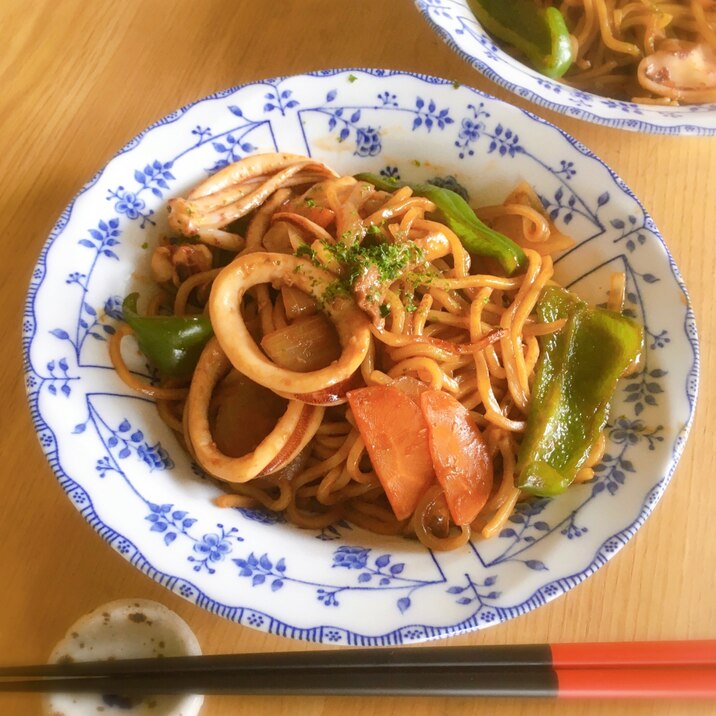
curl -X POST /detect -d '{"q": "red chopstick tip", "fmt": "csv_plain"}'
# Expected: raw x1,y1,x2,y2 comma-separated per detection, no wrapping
551,640,716,669
557,667,716,700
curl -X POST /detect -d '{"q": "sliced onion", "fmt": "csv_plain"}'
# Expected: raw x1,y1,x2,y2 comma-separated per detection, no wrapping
261,314,341,373
262,221,303,254
389,375,430,404
281,285,318,319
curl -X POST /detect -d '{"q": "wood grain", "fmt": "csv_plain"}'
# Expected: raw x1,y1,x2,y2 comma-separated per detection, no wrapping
0,1,714,714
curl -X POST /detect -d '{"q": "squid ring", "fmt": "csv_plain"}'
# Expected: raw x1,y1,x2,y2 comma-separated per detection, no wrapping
185,338,324,484
637,43,716,105
209,252,372,394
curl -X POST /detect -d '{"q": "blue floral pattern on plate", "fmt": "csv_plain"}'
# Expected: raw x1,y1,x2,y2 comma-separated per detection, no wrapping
415,0,716,135
23,69,698,644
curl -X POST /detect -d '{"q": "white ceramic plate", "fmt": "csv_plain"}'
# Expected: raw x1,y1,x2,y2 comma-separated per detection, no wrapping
415,0,716,135
24,69,698,644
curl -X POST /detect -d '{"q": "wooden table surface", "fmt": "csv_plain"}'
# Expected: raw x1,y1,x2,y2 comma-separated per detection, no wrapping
1,1,714,714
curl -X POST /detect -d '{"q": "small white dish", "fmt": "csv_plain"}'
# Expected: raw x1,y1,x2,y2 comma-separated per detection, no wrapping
24,69,698,645
44,599,203,716
415,0,716,135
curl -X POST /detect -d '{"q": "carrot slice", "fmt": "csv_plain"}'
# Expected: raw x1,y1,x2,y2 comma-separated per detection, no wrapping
420,390,493,526
293,203,335,228
347,386,436,521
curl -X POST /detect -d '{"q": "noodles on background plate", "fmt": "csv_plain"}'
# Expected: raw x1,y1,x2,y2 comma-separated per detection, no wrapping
110,152,643,552
468,0,716,104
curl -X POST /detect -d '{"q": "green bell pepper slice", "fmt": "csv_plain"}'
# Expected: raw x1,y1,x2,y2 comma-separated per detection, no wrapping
355,173,527,276
122,293,213,379
468,0,574,79
518,286,643,497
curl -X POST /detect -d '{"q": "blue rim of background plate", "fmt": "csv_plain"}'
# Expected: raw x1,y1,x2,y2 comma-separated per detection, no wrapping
415,1,716,136
23,68,700,644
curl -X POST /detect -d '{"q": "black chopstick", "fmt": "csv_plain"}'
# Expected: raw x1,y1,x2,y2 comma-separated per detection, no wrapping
0,644,551,679
0,666,560,697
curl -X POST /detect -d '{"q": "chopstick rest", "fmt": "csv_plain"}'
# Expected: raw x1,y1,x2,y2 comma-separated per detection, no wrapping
40,599,203,716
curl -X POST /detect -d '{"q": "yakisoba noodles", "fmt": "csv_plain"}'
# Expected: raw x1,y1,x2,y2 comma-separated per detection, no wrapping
475,0,716,104
111,152,639,551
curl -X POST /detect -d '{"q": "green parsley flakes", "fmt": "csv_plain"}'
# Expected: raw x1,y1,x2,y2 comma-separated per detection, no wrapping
295,244,318,262
323,239,424,288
